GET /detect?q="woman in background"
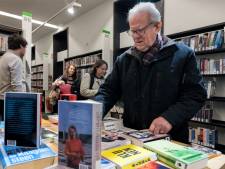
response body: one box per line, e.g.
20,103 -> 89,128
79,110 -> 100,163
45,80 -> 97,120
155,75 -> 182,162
80,59 -> 108,99
48,64 -> 77,113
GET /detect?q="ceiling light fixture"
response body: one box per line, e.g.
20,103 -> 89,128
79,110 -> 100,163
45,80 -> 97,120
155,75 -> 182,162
67,6 -> 75,15
0,10 -> 58,29
32,1 -> 81,34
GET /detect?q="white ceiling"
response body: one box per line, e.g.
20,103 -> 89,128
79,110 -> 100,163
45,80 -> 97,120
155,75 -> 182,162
0,0 -> 107,42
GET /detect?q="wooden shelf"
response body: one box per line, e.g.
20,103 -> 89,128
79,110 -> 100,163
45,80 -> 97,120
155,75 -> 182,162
190,119 -> 225,128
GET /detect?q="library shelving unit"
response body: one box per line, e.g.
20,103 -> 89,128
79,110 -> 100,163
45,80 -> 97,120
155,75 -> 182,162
31,64 -> 43,93
113,0 -> 164,62
167,22 -> 225,153
64,50 -> 102,78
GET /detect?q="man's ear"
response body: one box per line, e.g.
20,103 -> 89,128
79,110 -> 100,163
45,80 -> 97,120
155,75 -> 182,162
155,21 -> 162,33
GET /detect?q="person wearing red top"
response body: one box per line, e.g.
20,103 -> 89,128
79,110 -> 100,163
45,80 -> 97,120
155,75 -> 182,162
64,125 -> 84,169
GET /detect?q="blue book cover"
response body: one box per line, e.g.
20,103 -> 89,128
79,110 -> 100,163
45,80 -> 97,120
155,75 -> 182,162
58,100 -> 102,169
0,144 -> 56,168
4,92 -> 41,148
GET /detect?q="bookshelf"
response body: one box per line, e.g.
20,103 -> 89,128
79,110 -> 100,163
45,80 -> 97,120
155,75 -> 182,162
31,64 -> 43,93
168,22 -> 225,152
64,50 -> 102,78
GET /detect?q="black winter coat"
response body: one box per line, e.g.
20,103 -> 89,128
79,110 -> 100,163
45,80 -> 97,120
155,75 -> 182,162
95,42 -> 207,143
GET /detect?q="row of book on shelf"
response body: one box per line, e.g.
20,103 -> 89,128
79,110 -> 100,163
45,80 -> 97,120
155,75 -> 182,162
0,92 -> 222,169
192,101 -> 213,123
31,73 -> 43,79
31,80 -> 43,87
175,29 -> 224,52
189,127 -> 217,149
65,53 -> 101,68
199,58 -> 225,75
0,35 -> 8,52
31,65 -> 43,73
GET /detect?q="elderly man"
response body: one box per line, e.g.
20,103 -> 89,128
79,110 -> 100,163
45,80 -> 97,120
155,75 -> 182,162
95,2 -> 206,143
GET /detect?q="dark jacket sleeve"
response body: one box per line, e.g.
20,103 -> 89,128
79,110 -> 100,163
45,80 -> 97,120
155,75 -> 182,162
94,57 -> 122,117
161,50 -> 207,128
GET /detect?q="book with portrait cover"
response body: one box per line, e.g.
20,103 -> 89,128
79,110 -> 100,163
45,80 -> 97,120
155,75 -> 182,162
101,144 -> 157,169
4,92 -> 41,148
58,100 -> 102,169
144,140 -> 208,169
0,143 -> 56,169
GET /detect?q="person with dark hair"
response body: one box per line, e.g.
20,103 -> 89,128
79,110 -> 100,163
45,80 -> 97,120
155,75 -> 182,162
80,59 -> 108,99
0,34 -> 27,120
64,125 -> 84,169
95,2 -> 207,143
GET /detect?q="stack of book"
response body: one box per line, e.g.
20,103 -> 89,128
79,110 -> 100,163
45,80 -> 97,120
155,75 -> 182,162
144,140 -> 208,169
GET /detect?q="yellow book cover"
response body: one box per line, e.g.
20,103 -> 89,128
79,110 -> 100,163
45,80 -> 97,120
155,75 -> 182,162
101,144 -> 157,169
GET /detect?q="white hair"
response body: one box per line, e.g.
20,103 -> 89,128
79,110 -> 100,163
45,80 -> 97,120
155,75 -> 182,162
128,2 -> 161,23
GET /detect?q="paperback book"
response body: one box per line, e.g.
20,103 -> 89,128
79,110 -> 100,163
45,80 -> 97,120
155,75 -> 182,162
58,100 -> 102,169
121,129 -> 170,147
4,92 -> 41,148
144,140 -> 208,169
0,143 -> 56,169
101,144 -> 157,169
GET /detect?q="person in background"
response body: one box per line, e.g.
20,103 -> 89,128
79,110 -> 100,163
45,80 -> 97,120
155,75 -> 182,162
48,64 -> 77,113
0,34 -> 27,121
80,59 -> 108,99
64,125 -> 84,169
95,2 -> 207,143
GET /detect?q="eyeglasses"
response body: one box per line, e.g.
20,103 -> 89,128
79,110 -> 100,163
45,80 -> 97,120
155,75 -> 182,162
127,22 -> 155,36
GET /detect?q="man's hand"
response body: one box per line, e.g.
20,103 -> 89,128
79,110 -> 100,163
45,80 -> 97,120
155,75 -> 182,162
149,116 -> 172,135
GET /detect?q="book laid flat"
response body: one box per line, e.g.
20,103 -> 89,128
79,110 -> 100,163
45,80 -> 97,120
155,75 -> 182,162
4,92 -> 41,148
101,144 -> 157,169
144,140 -> 208,169
137,161 -> 170,169
58,100 -> 102,169
121,129 -> 170,147
0,143 -> 56,169
101,130 -> 131,150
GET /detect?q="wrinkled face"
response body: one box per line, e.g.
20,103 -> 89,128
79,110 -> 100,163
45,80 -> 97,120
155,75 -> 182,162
68,65 -> 76,76
96,64 -> 108,78
129,12 -> 162,52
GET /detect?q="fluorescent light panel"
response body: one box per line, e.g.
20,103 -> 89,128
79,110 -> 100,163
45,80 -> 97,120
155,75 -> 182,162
0,10 -> 58,29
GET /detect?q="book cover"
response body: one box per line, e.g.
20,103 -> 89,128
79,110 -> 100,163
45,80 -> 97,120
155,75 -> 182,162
101,130 -> 131,150
144,140 -> 208,169
121,129 -> 170,147
4,92 -> 41,148
101,144 -> 157,169
58,100 -> 102,169
137,161 -> 170,169
0,143 -> 56,169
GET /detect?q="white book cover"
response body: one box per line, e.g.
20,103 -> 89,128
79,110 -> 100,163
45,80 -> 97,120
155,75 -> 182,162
4,92 -> 41,148
58,100 -> 102,169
